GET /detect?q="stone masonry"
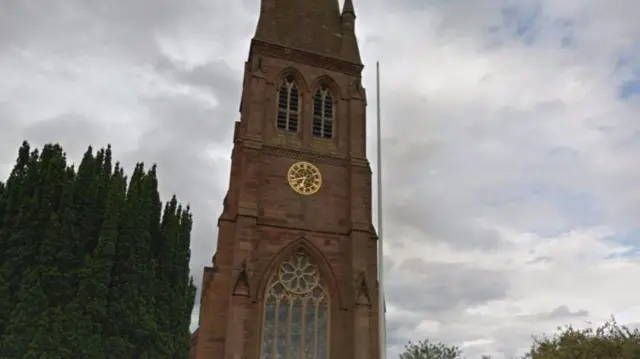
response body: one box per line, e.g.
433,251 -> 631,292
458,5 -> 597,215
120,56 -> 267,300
190,1 -> 380,358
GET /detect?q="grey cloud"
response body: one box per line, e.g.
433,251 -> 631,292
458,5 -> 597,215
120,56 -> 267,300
141,94 -> 233,145
525,256 -> 552,265
623,322 -> 640,331
382,254 -> 396,277
387,258 -> 510,314
190,302 -> 202,332
548,305 -> 589,318
386,201 -> 507,249
156,58 -> 243,104
0,104 -> 23,164
519,305 -> 589,321
21,113 -> 104,156
376,98 -> 510,249
378,74 -> 640,250
0,0 -> 254,62
385,312 -> 424,349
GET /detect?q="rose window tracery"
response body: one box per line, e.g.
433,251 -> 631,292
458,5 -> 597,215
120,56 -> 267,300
278,251 -> 320,294
260,249 -> 329,359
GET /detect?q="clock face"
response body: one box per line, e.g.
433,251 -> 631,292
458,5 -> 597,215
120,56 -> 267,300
287,161 -> 322,195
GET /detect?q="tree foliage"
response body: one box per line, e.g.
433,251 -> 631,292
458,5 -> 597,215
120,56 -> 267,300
525,318 -> 640,359
0,141 -> 196,359
399,339 -> 464,359
399,318 -> 640,359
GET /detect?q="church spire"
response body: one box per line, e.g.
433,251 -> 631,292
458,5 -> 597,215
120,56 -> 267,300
340,0 -> 361,63
342,0 -> 355,16
254,0 -> 361,64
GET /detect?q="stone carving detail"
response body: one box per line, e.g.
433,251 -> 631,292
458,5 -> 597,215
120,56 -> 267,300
232,260 -> 251,297
349,79 -> 365,99
355,271 -> 371,306
253,56 -> 268,75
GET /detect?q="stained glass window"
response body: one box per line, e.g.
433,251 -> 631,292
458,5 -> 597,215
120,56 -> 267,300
260,249 -> 329,359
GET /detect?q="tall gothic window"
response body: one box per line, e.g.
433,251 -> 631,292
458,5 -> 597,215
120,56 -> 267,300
260,249 -> 329,359
312,87 -> 333,139
277,77 -> 300,132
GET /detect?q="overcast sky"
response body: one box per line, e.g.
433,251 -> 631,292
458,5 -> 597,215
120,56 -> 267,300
2,0 -> 640,358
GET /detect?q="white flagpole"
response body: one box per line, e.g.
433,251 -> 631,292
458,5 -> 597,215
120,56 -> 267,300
376,61 -> 387,359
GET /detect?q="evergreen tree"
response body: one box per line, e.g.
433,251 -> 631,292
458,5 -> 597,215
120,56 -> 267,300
104,163 -> 147,358
153,197 -> 179,357
68,164 -> 126,359
175,206 -> 196,359
0,266 -> 51,358
0,144 -> 70,357
0,182 -> 5,218
0,147 -> 42,346
0,142 -> 196,359
0,142 -> 31,342
152,196 -> 196,358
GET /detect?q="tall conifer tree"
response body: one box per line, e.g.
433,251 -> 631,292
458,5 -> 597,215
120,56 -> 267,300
0,142 -> 196,359
0,144 -> 69,357
0,142 -> 31,331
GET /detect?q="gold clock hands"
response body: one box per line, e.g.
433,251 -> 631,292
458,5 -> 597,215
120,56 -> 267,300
294,176 -> 307,189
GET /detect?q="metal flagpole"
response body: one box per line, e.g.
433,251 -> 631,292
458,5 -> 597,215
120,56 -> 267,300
376,61 -> 387,359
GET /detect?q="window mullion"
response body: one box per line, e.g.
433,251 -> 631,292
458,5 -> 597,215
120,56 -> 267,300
319,94 -> 324,135
286,85 -> 291,130
273,299 -> 280,359
313,302 -> 319,359
301,301 -> 307,358
286,299 -> 293,359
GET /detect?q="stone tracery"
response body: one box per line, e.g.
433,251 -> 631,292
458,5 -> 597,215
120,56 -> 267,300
260,249 -> 329,359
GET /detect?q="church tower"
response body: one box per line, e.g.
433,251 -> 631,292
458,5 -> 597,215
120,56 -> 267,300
190,0 -> 380,358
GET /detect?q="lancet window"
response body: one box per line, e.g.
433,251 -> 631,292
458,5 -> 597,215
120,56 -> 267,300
277,77 -> 300,132
312,87 -> 333,139
260,249 -> 329,359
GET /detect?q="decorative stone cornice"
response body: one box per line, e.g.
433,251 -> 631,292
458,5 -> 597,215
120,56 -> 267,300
250,39 -> 364,76
258,143 -> 371,169
261,144 -> 348,166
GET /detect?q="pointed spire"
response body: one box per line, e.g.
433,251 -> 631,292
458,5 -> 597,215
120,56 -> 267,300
342,0 -> 355,17
340,0 -> 361,63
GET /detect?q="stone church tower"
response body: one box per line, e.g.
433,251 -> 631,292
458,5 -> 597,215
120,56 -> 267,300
190,0 -> 380,358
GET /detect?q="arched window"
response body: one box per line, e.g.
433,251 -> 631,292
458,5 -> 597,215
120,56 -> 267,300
312,87 -> 333,139
260,249 -> 329,359
277,77 -> 300,132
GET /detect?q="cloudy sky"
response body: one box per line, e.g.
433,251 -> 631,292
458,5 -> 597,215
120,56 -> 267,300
1,0 -> 640,358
